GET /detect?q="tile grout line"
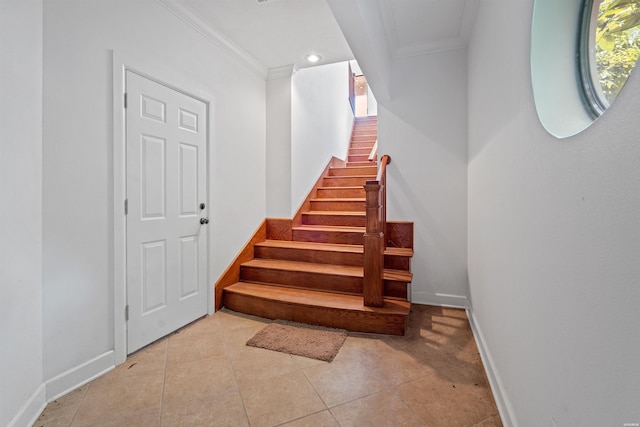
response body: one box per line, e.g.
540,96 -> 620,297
67,381 -> 91,426
157,338 -> 169,427
299,352 -> 393,413
215,312 -> 253,426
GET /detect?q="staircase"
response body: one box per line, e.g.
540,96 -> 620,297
222,116 -> 413,335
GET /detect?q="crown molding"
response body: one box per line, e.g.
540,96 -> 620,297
267,64 -> 299,80
156,0 -> 268,79
378,0 -> 479,59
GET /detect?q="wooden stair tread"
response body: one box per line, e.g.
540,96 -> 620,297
242,257 -> 413,282
310,197 -> 365,202
256,239 -> 364,253
256,239 -> 414,257
226,282 -> 410,314
302,210 -> 364,216
293,224 -> 365,232
243,258 -> 362,276
317,186 -> 364,190
324,175 -> 376,178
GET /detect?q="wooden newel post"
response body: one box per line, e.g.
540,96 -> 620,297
363,181 -> 384,307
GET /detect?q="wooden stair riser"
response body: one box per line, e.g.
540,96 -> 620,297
255,244 -> 363,267
254,243 -> 412,270
317,187 -> 365,198
385,280 -> 409,299
349,148 -> 373,156
240,265 -> 364,294
310,199 -> 365,211
223,290 -> 407,336
352,129 -> 377,135
349,141 -> 376,149
293,227 -> 364,245
322,176 -> 371,187
386,221 -> 414,249
301,212 -> 365,227
348,155 -> 375,163
240,263 -> 409,297
346,161 -> 375,168
329,166 -> 377,176
351,136 -> 377,143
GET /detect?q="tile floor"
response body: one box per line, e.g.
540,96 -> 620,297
36,305 -> 502,427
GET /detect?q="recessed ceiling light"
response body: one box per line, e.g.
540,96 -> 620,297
305,53 -> 321,64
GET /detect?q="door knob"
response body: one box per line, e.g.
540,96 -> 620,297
200,217 -> 209,225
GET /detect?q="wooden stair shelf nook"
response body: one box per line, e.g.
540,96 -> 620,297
216,116 -> 414,336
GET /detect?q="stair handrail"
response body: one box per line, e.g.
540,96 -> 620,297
363,154 -> 391,308
368,140 -> 378,161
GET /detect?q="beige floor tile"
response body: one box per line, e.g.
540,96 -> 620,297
240,370 -> 326,427
290,353 -> 329,370
71,370 -> 164,426
36,306 -> 503,427
215,308 -> 270,333
228,344 -> 300,386
162,355 -> 237,409
35,418 -> 76,427
394,374 -> 499,427
35,387 -> 88,426
359,342 -> 437,387
472,414 -> 504,426
90,407 -> 161,427
107,339 -> 167,379
330,390 -> 427,427
302,357 -> 387,407
279,410 -> 340,427
221,323 -> 268,355
160,389 -> 249,427
166,319 -> 226,366
332,333 -> 393,363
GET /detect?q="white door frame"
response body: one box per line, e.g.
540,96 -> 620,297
112,50 -> 215,365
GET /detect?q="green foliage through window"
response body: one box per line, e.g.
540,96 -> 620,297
593,0 -> 640,105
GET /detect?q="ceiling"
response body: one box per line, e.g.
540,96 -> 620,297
179,0 -> 354,71
159,0 -> 478,78
377,0 -> 478,58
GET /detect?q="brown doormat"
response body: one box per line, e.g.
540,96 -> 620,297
246,320 -> 348,362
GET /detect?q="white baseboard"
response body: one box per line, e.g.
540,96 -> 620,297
45,350 -> 115,402
466,308 -> 516,427
7,383 -> 46,427
411,291 -> 470,308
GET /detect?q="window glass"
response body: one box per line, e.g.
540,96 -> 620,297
581,0 -> 640,115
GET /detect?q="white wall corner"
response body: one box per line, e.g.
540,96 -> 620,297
45,351 -> 115,403
155,0 -> 267,79
267,64 -> 299,80
466,308 -> 517,427
6,384 -> 46,427
326,0 -> 392,101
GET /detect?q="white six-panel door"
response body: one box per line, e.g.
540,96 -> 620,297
126,71 -> 208,353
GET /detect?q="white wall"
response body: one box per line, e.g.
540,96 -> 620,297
291,62 -> 354,214
0,0 -> 45,425
379,49 -> 469,307
43,0 -> 265,391
367,85 -> 378,116
266,74 -> 293,218
467,1 -> 640,425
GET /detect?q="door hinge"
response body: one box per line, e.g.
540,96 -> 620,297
125,305 -> 129,321
124,93 -> 128,109
124,199 -> 128,215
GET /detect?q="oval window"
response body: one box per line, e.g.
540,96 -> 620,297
580,0 -> 640,117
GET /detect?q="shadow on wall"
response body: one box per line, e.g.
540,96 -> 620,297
380,106 -> 470,302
